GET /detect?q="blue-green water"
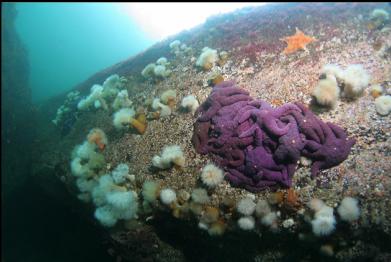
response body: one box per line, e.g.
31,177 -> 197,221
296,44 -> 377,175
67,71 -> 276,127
15,3 -> 155,103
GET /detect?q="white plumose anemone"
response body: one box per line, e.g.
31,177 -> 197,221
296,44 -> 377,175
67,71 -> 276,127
310,200 -> 336,237
160,188 -> 177,205
238,216 -> 255,230
201,163 -> 224,188
237,198 -> 256,216
337,197 -> 360,222
375,95 -> 391,116
181,95 -> 199,114
311,215 -> 336,236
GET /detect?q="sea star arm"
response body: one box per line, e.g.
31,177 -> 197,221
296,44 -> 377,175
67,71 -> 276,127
253,125 -> 264,146
254,180 -> 278,188
198,101 -> 222,122
260,113 -> 291,137
227,149 -> 245,167
238,108 -> 259,124
327,122 -> 347,140
239,124 -> 259,138
226,168 -> 253,186
289,104 -> 325,143
249,99 -> 272,110
256,168 -> 291,187
192,121 -> 211,154
310,161 -> 322,177
305,140 -> 322,152
220,94 -> 252,106
306,149 -> 326,160
272,103 -> 301,117
214,87 -> 249,97
319,120 -> 334,140
214,80 -> 236,89
233,105 -> 257,123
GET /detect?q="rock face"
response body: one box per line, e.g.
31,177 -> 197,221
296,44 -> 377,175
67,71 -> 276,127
29,2 -> 391,262
1,3 -> 35,198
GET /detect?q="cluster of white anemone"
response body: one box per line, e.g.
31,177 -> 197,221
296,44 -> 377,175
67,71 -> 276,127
169,39 -> 192,56
309,197 -> 360,237
77,74 -> 127,111
70,128 -> 138,227
141,57 -> 172,79
312,64 -> 371,108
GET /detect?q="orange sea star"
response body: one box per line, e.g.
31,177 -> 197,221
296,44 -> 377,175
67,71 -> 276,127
280,28 -> 316,54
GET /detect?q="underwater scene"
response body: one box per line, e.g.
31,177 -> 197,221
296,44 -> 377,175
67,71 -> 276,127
2,2 -> 391,262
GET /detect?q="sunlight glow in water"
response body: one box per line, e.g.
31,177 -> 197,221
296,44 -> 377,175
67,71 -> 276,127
118,3 -> 268,40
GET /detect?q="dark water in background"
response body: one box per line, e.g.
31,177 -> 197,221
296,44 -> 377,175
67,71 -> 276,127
1,3 -> 118,261
2,177 -> 116,262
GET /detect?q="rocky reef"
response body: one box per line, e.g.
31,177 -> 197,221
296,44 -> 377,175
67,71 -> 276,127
32,2 -> 391,261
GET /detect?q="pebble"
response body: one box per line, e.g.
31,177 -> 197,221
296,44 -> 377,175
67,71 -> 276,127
320,244 -> 334,257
